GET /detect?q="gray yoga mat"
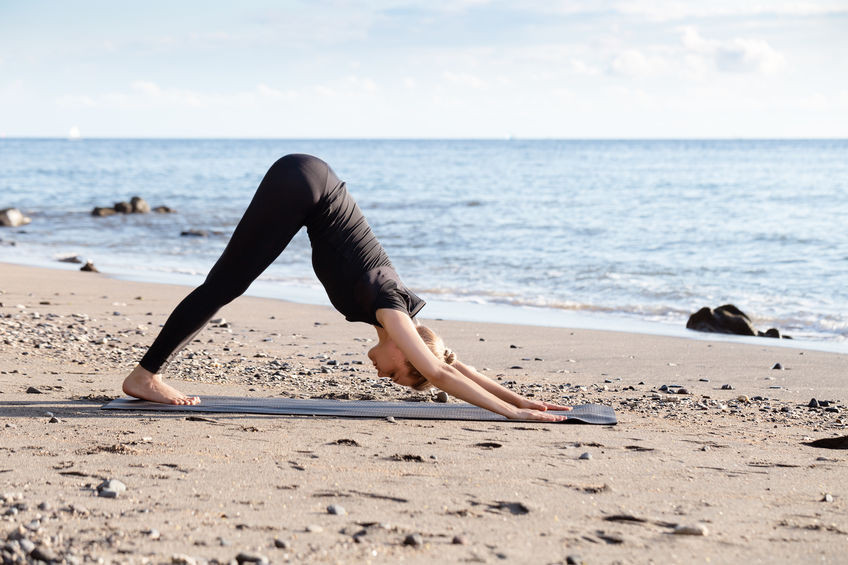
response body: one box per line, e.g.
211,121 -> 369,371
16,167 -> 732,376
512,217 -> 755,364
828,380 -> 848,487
102,396 -> 617,425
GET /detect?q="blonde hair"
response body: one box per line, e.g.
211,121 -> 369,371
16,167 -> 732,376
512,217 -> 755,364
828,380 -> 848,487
406,325 -> 456,391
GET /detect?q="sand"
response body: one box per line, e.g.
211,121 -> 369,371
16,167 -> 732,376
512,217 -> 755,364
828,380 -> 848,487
1,262 -> 846,564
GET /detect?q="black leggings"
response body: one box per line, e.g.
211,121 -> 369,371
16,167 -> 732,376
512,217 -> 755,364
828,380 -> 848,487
139,155 -> 334,373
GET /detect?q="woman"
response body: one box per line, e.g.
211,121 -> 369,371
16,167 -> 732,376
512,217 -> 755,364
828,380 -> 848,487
122,154 -> 570,422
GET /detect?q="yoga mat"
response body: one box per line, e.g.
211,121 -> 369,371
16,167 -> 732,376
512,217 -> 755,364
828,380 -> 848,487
102,396 -> 617,425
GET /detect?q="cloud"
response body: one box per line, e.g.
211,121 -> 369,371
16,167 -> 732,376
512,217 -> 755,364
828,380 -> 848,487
680,27 -> 784,74
615,0 -> 847,21
608,49 -> 657,77
442,71 -> 487,89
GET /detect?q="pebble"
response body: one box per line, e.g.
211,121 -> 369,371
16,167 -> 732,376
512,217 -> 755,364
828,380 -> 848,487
19,538 -> 35,554
677,388 -> 690,395
306,525 -> 323,533
721,384 -> 733,390
673,523 -> 709,536
737,395 -> 750,403
578,452 -> 592,460
699,378 -> 710,382
809,398 -> 820,408
31,547 -> 59,562
772,363 -> 783,370
385,417 -> 397,424
823,494 -> 833,503
25,386 -> 44,394
403,533 -> 424,547
171,555 -> 198,565
97,478 -> 127,498
274,538 -> 291,549
48,416 -> 60,423
701,445 -> 710,452
566,556 -> 584,565
236,553 -> 269,565
327,504 -> 346,515
452,535 -> 467,545
434,391 -> 449,403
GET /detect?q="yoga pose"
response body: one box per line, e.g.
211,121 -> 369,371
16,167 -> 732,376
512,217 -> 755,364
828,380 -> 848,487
122,154 -> 570,421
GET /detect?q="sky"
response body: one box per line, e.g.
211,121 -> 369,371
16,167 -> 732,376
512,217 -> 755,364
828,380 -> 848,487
1,0 -> 847,138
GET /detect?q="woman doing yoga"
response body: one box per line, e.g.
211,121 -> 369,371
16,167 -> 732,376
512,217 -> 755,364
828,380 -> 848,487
122,154 -> 571,422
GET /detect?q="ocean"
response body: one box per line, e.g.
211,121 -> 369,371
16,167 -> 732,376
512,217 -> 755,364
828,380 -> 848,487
1,138 -> 846,350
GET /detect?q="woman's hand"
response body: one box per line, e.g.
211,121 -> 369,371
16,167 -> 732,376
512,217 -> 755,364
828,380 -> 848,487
509,408 -> 568,422
519,400 -> 573,412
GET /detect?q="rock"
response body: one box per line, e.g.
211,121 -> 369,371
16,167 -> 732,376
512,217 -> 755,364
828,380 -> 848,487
0,208 -> 32,227
235,553 -> 269,564
673,523 -> 708,536
97,478 -> 127,498
659,384 -> 669,392
48,416 -> 60,423
737,395 -> 750,403
37,501 -> 51,511
687,304 -> 757,336
772,362 -> 783,370
385,417 -> 397,424
26,386 -> 43,394
130,196 -> 150,213
153,205 -> 176,213
57,254 -> 83,264
181,229 -> 209,237
566,556 -> 584,565
721,384 -> 734,390
30,547 -> 59,562
273,538 -> 291,549
809,398 -> 820,408
761,328 -> 785,338
171,555 -> 198,565
18,538 -> 35,554
434,391 -> 449,403
677,388 -> 690,395
91,207 -> 116,217
114,201 -> 132,213
451,535 -> 467,545
403,533 -> 424,547
578,452 -> 592,460
327,504 -> 346,515
823,494 -> 834,502
80,261 -> 99,273
305,524 -> 323,533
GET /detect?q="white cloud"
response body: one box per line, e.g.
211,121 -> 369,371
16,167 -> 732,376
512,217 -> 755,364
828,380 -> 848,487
608,49 -> 656,77
615,0 -> 847,21
680,27 -> 784,74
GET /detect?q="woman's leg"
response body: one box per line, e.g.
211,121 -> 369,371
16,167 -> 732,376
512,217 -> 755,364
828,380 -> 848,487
123,155 -> 325,403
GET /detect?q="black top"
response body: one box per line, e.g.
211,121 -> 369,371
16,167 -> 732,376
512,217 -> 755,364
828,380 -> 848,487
305,158 -> 425,326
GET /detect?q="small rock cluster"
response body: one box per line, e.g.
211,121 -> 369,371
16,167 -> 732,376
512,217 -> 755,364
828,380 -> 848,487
0,208 -> 31,228
91,196 -> 175,217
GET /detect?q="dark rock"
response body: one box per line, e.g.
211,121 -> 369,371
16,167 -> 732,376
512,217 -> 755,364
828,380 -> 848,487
80,261 -> 99,272
804,435 -> 848,449
57,255 -> 83,264
760,328 -> 782,338
721,384 -> 734,390
825,407 -> 840,413
130,196 -> 150,213
113,201 -> 132,213
809,398 -> 820,408
153,205 -> 176,213
686,304 -> 756,336
181,229 -> 209,237
327,504 -> 346,515
403,533 -> 424,547
452,535 -> 467,545
236,553 -> 269,564
772,363 -> 783,370
30,547 -> 59,562
434,391 -> 449,403
566,556 -> 584,565
91,207 -> 116,217
26,386 -> 43,394
659,385 -> 669,392
273,539 -> 291,549
677,388 -> 690,395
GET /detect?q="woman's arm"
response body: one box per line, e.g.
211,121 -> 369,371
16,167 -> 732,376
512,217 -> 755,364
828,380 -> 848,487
376,309 -> 566,422
453,361 -> 572,412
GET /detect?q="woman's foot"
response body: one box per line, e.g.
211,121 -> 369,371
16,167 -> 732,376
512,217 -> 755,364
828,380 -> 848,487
122,365 -> 200,405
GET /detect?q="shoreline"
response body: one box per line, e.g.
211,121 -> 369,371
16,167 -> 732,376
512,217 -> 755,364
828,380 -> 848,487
3,258 -> 846,355
1,261 -> 846,563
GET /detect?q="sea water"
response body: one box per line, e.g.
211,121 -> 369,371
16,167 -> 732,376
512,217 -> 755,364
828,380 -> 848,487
1,138 -> 846,349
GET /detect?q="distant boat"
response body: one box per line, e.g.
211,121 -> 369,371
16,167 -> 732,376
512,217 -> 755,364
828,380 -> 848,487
68,126 -> 81,140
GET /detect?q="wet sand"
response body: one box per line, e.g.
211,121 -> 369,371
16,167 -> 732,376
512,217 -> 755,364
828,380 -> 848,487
1,262 -> 846,564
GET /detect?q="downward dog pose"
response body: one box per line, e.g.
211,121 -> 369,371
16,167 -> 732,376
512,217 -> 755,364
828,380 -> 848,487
123,154 -> 570,421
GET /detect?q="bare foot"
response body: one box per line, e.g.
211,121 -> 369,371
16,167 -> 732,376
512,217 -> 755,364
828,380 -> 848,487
122,365 -> 200,405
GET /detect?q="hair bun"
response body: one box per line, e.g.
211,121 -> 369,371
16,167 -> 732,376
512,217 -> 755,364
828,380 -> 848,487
443,348 -> 457,364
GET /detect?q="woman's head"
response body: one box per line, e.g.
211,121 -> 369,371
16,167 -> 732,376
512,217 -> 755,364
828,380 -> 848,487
405,326 -> 456,390
366,325 -> 455,390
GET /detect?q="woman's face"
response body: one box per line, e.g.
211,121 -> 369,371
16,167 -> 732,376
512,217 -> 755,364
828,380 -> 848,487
367,340 -> 417,387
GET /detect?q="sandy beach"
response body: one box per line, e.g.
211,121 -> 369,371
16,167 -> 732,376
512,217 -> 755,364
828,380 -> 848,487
1,261 -> 846,564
